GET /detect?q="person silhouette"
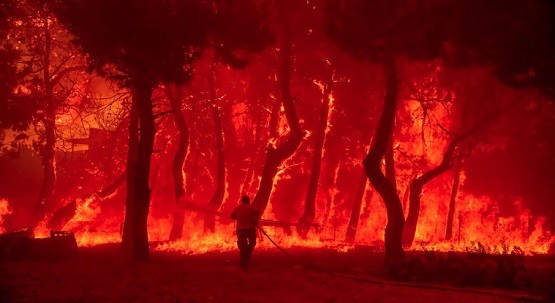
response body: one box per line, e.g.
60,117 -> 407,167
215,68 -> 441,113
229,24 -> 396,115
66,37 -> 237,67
230,195 -> 260,268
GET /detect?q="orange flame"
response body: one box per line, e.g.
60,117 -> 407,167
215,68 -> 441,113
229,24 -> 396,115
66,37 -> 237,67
0,199 -> 12,233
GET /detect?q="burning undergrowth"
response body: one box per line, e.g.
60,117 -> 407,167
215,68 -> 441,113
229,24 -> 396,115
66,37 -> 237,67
2,189 -> 551,257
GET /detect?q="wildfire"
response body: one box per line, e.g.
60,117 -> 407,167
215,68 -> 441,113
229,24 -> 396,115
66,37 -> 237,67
17,188 -> 553,256
12,80 -> 553,257
0,199 -> 12,233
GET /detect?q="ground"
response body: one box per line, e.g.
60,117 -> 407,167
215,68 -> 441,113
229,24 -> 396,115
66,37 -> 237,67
0,244 -> 552,303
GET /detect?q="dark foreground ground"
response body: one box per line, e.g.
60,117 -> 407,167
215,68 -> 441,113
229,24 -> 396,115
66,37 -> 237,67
1,244 -> 553,303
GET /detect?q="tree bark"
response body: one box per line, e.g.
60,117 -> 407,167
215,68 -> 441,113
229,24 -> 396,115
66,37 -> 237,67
445,156 -> 462,240
403,126 -> 474,248
298,68 -> 333,236
31,18 -> 55,229
252,1 -> 303,214
345,170 -> 368,242
205,67 -> 226,232
121,93 -> 139,258
122,80 -> 154,262
362,51 -> 404,276
268,94 -> 282,140
167,84 -> 189,241
384,135 -> 397,191
32,94 -> 56,228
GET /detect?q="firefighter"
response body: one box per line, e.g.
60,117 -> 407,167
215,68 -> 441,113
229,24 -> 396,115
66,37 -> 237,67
230,195 -> 260,268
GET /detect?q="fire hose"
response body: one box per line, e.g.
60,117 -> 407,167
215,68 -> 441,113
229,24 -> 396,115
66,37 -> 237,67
255,225 -> 543,302
182,203 -> 543,302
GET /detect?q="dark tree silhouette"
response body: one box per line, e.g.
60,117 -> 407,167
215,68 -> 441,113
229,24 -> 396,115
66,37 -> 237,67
166,84 -> 189,241
54,0 -> 210,262
204,64 -> 225,233
170,0 -> 273,237
252,0 -> 303,214
0,1 -> 25,135
402,133 -> 467,248
298,67 -> 334,236
345,170 -> 368,242
326,0 -> 555,275
445,156 -> 463,240
325,0 -> 417,275
1,1 -> 87,229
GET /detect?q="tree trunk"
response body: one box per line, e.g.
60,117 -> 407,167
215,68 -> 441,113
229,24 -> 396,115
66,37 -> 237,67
320,134 -> 342,228
121,93 -> 139,258
401,173 -> 415,213
32,99 -> 56,228
205,67 -> 226,232
187,130 -> 202,195
167,84 -> 189,241
362,51 -> 404,276
240,108 -> 263,195
268,94 -> 282,140
345,170 -> 368,242
385,135 -> 397,191
31,19 -> 55,229
445,156 -> 462,240
122,81 -> 154,263
252,1 -> 303,214
298,68 -> 333,236
403,134 -> 467,248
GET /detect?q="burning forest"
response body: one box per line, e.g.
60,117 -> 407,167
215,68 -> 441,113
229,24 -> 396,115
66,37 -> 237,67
1,0 -> 555,302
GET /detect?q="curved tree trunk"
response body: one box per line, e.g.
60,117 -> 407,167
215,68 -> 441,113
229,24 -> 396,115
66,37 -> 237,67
445,156 -> 463,240
401,173 -> 416,213
385,135 -> 397,191
122,80 -> 154,262
298,68 -> 333,236
205,67 -> 226,232
402,134 -> 468,248
268,93 -> 282,140
252,1 -> 303,214
345,170 -> 368,242
167,84 -> 190,241
362,51 -> 404,276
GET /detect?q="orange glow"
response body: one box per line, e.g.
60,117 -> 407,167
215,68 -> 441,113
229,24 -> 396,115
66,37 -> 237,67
12,66 -> 552,258
22,93 -> 553,258
25,188 -> 553,255
0,199 -> 12,233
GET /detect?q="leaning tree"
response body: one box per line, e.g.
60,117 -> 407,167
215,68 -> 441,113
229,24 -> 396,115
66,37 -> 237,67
326,0 -> 555,275
325,0 -> 442,275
